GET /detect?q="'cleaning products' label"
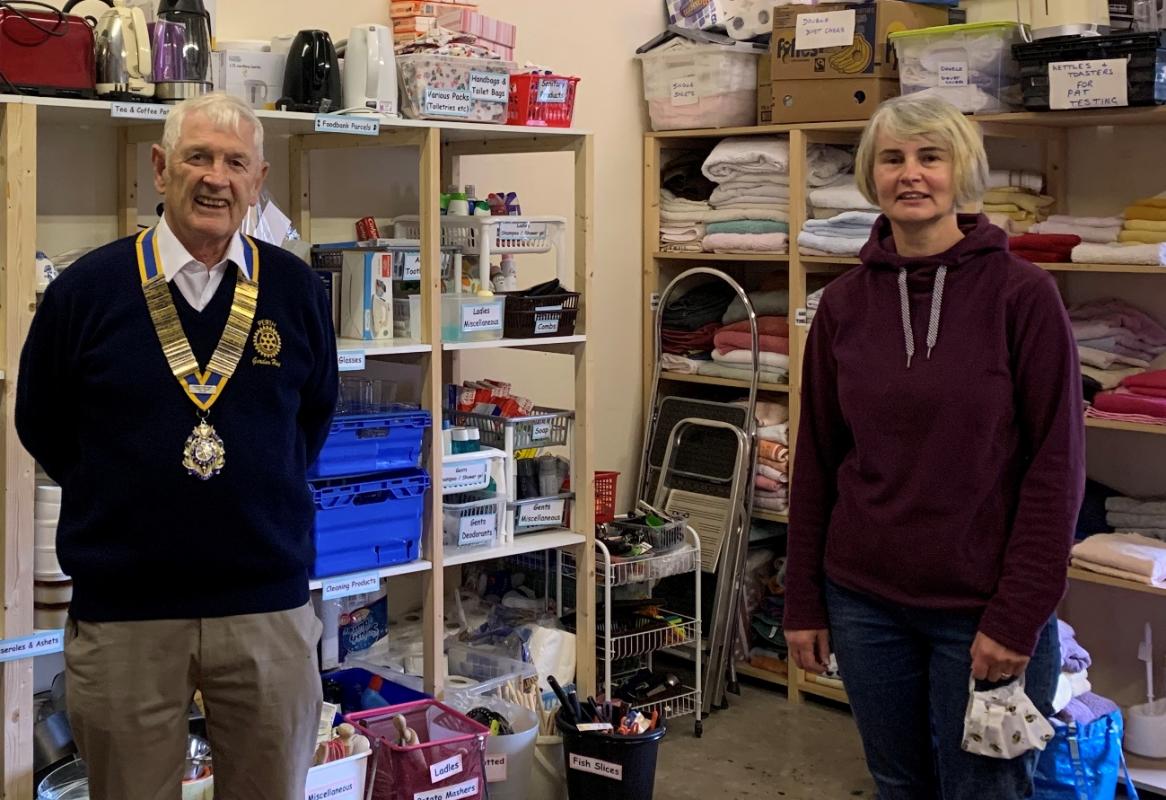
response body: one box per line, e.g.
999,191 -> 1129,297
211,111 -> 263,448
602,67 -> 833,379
321,570 -> 381,601
1048,59 -> 1128,110
517,499 -> 564,528
461,303 -> 503,333
429,755 -> 463,784
413,778 -> 479,800
469,70 -> 509,103
485,754 -> 507,783
537,78 -> 570,104
569,753 -> 623,781
458,513 -> 495,546
338,593 -> 389,662
424,88 -> 472,117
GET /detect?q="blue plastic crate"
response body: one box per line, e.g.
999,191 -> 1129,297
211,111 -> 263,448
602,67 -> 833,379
310,469 -> 430,578
309,405 -> 431,479
321,667 -> 430,719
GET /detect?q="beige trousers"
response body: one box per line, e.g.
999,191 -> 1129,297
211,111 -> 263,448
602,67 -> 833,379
65,602 -> 323,800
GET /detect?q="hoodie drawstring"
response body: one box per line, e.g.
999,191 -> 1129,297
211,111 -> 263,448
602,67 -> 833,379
897,265 -> 948,368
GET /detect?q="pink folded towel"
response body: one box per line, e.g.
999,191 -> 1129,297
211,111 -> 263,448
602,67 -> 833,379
714,331 -> 790,355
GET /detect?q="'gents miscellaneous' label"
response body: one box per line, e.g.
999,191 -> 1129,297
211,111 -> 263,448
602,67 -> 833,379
423,88 -> 472,117
938,62 -> 968,87
313,114 -> 381,136
795,10 -> 856,51
670,76 -> 699,106
461,303 -> 503,333
469,70 -> 509,103
413,778 -> 479,800
569,754 -> 623,781
518,499 -> 565,527
1048,59 -> 1129,110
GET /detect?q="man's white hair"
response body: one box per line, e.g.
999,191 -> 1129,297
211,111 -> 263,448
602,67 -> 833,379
160,91 -> 265,160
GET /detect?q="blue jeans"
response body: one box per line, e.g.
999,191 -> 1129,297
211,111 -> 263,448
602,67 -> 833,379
825,580 -> 1060,800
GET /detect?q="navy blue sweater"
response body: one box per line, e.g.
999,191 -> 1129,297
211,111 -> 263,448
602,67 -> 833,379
16,235 -> 338,621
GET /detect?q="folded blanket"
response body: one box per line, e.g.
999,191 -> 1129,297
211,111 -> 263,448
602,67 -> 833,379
758,439 -> 788,464
1071,242 -> 1164,266
1058,620 -> 1091,674
1093,387 -> 1166,418
1122,219 -> 1166,232
747,399 -> 789,427
712,348 -> 790,370
983,188 -> 1055,218
710,182 -> 791,206
986,169 -> 1043,193
1080,364 -> 1145,390
1107,511 -> 1166,529
702,137 -> 790,181
1124,205 -> 1166,222
714,330 -> 790,355
758,422 -> 789,445
1108,496 -> 1166,515
660,353 -> 703,374
723,290 -> 789,324
808,179 -> 879,212
1119,229 -> 1166,244
720,316 -> 790,337
1071,532 -> 1166,586
1027,222 -> 1118,243
1071,299 -> 1166,347
1047,214 -> 1125,228
659,242 -> 704,252
695,361 -> 788,385
797,230 -> 866,256
1078,345 -> 1150,370
702,232 -> 788,253
1056,692 -> 1120,727
705,220 -> 789,235
662,206 -> 790,224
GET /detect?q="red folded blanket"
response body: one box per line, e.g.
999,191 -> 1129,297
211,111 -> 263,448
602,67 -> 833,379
1009,233 -> 1082,251
1092,388 -> 1166,418
719,316 -> 790,337
1124,369 -> 1166,392
713,330 -> 790,355
1012,249 -> 1073,264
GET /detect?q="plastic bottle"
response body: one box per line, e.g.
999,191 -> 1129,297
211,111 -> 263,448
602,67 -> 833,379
465,427 -> 480,453
360,675 -> 390,710
451,427 -> 471,454
499,254 -> 518,292
442,419 -> 453,456
447,190 -> 470,216
465,184 -> 478,215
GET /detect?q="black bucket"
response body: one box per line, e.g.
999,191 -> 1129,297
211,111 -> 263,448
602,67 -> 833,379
556,712 -> 667,800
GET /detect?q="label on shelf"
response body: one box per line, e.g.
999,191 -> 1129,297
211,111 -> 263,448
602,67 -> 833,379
337,350 -> 366,372
670,76 -> 699,106
460,303 -> 503,333
537,78 -> 570,104
496,220 -> 547,240
458,513 -> 496,546
650,292 -> 660,312
531,422 -> 552,441
576,722 -> 614,732
795,9 -> 855,51
794,308 -> 815,327
110,102 -> 170,120
320,570 -> 381,601
469,70 -> 509,104
485,754 -> 508,783
518,498 -> 565,528
938,62 -> 968,87
569,754 -> 623,781
400,251 -> 422,280
534,317 -> 560,335
1048,59 -> 1128,110
313,114 -> 381,136
0,630 -> 64,662
443,461 -> 490,491
413,778 -> 478,800
423,88 -> 472,117
429,754 -> 463,784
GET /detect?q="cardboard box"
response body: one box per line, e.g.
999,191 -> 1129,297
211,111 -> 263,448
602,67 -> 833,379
393,15 -> 437,35
769,1 -> 948,81
211,50 -> 286,109
391,1 -> 474,19
760,71 -> 898,124
436,8 -> 516,47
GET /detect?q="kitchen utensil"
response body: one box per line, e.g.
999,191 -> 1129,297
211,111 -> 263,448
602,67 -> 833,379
276,29 -> 341,113
152,0 -> 212,101
36,757 -> 87,800
342,23 -> 397,115
93,0 -> 153,99
183,734 -> 212,781
33,709 -> 75,784
0,1 -> 96,98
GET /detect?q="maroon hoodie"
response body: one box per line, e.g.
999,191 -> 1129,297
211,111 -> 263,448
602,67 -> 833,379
784,214 -> 1085,656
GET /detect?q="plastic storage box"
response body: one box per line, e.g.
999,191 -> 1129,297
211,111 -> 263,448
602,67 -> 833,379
310,469 -> 430,578
449,407 -> 573,451
890,22 -> 1028,114
442,491 -> 503,552
1013,30 -> 1166,111
498,290 -> 579,338
637,41 -> 759,131
309,404 -> 431,479
508,73 -> 580,127
305,752 -> 370,800
443,293 -> 506,343
442,448 -> 504,494
347,700 -> 491,800
510,493 -> 573,534
398,53 -> 516,123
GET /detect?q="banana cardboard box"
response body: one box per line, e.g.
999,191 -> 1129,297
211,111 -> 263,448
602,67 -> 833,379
768,1 -> 949,81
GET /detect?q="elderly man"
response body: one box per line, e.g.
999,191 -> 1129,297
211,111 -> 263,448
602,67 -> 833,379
16,92 -> 337,799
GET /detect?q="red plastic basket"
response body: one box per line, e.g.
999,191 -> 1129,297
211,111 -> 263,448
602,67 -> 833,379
507,74 -> 580,128
595,471 -> 620,525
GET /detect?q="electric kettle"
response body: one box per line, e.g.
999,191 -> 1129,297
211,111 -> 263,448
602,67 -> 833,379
153,0 -> 212,101
342,24 -> 397,115
93,0 -> 153,99
276,29 -> 342,113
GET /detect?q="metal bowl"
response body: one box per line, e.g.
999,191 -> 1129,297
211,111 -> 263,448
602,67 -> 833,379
183,735 -> 212,782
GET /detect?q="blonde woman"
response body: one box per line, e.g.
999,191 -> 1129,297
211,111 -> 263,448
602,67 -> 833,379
784,95 -> 1084,799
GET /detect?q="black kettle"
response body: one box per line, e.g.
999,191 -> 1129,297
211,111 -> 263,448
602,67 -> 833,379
276,29 -> 342,113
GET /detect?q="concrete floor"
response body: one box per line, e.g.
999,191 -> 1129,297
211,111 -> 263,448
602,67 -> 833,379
654,683 -> 876,800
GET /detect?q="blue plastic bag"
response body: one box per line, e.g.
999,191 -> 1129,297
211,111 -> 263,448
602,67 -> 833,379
1034,710 -> 1138,800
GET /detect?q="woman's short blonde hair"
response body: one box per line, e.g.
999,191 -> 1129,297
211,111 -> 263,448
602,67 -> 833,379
854,94 -> 989,208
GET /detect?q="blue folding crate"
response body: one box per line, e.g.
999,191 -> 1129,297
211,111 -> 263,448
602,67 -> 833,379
310,469 -> 430,578
309,404 -> 431,479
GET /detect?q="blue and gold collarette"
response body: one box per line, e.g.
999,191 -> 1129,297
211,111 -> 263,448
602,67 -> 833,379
136,226 -> 261,413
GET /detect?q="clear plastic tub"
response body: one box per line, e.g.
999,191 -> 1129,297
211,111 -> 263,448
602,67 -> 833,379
443,293 -> 505,342
637,42 -> 759,131
398,53 -> 516,123
442,491 -> 502,551
510,493 -> 573,534
890,22 -> 1028,114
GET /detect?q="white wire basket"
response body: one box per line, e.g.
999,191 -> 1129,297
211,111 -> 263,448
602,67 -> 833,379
562,542 -> 700,588
630,687 -> 700,720
602,612 -> 699,661
392,215 -> 565,255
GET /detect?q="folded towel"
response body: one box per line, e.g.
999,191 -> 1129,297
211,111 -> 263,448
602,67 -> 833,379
1056,693 -> 1120,727
711,348 -> 790,370
983,188 -> 1055,218
755,463 -> 786,484
662,151 -> 717,202
1133,196 -> 1166,209
1028,222 -> 1119,243
720,316 -> 790,337
758,423 -> 789,445
706,220 -> 789,235
797,230 -> 866,256
755,473 -> 783,493
661,206 -> 790,224
702,232 -> 788,253
1046,214 -> 1126,228
659,242 -> 704,253
659,354 -> 704,374
806,145 -> 855,187
1125,369 -> 1166,394
812,207 -> 848,220
1107,512 -> 1166,529
986,169 -> 1044,193
1123,205 -> 1166,222
1013,249 -> 1072,264
1080,364 -> 1145,390
1107,496 -> 1166,516
702,137 -> 790,180
1078,345 -> 1150,370
714,330 -> 790,355
808,179 -> 879,212
1122,219 -> 1166,232
695,361 -> 788,384
723,290 -> 789,324
758,439 -> 788,464
743,399 -> 789,427
1119,229 -> 1166,244
661,189 -> 710,210
1071,532 -> 1166,586
1058,620 -> 1091,674
1008,233 -> 1082,251
710,182 -> 791,206
804,210 -> 881,230
1093,387 -> 1166,418
1071,242 -> 1164,265
1070,299 -> 1166,348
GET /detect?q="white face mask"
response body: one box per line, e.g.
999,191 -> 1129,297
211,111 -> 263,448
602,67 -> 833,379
961,673 -> 1055,759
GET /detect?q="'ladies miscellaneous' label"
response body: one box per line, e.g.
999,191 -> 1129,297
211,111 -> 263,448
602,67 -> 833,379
461,303 -> 503,333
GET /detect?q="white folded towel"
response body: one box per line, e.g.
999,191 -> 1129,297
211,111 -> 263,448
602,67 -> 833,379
1046,214 -> 1125,228
797,230 -> 866,256
804,211 -> 880,230
710,182 -> 791,206
702,137 -> 790,180
1029,221 -> 1120,243
808,178 -> 879,212
1071,242 -> 1165,266
711,348 -> 791,370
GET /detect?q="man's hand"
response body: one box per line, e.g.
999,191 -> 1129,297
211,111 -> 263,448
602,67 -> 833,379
786,629 -> 831,674
971,632 -> 1029,683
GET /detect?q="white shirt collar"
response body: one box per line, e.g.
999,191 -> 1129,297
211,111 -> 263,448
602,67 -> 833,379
155,214 -> 249,281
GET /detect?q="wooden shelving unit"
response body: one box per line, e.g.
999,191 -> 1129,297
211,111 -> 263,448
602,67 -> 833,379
0,96 -> 596,794
643,105 -> 1166,721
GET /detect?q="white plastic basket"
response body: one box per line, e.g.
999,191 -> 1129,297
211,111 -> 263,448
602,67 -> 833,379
304,751 -> 370,800
443,491 -> 503,550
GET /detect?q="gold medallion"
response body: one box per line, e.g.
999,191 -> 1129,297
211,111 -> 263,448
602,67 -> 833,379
254,319 -> 282,358
183,419 -> 226,480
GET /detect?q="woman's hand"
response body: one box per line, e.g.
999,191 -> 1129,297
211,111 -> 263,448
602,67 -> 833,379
971,632 -> 1030,683
786,629 -> 831,674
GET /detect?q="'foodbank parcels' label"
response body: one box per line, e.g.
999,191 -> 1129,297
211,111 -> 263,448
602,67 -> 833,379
517,498 -> 565,528
423,88 -> 471,117
461,302 -> 503,333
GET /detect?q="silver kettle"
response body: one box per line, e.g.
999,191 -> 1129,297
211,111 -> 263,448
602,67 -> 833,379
94,0 -> 154,100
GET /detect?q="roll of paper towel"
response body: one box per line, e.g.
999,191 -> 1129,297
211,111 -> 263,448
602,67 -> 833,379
725,0 -> 815,40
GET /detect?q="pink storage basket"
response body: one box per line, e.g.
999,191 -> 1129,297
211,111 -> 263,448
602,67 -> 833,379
347,699 -> 490,800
